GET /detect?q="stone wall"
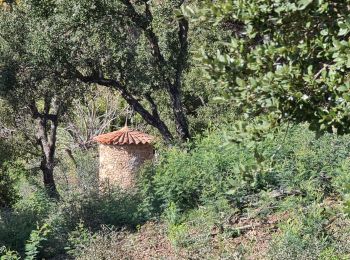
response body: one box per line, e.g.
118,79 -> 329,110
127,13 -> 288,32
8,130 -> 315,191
98,144 -> 154,189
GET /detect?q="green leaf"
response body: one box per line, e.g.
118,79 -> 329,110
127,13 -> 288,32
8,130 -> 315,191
298,0 -> 313,10
337,85 -> 348,92
338,28 -> 349,36
320,29 -> 328,36
236,77 -> 245,87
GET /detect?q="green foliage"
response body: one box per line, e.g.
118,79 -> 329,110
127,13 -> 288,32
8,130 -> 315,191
55,148 -> 99,194
0,1 -> 78,106
61,189 -> 145,230
74,150 -> 99,192
0,132 -> 27,208
0,138 -> 12,165
164,199 -> 239,256
147,124 -> 350,258
0,0 -> 200,142
188,0 -> 350,135
0,246 -> 20,260
2,123 -> 349,259
270,206 -> 328,259
268,204 -> 350,259
24,223 -> 51,260
0,162 -> 21,208
65,220 -> 94,258
163,202 -> 188,247
263,126 -> 350,195
3,0 -> 350,258
141,124 -> 350,214
140,130 -> 269,212
0,191 -> 55,254
333,160 -> 350,197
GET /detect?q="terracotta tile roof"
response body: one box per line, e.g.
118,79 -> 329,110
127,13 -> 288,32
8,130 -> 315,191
93,126 -> 154,145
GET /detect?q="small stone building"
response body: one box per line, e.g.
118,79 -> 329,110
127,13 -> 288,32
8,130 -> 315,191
93,126 -> 154,189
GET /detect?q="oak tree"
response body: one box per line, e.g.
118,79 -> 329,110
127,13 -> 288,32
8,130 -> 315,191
189,0 -> 350,135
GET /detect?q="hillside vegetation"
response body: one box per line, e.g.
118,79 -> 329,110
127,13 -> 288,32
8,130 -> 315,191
1,0 -> 350,259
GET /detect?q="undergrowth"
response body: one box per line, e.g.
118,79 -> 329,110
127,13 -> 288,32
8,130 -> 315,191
1,124 -> 350,259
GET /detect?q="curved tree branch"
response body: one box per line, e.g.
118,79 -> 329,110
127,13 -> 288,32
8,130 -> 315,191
75,70 -> 174,142
120,0 -> 191,140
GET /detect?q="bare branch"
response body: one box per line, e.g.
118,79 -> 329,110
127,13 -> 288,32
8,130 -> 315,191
75,69 -> 174,142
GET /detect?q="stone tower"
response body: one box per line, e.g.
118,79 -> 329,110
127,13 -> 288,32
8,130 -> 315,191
93,126 -> 154,189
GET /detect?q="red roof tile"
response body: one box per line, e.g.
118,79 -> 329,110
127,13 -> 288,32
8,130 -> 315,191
93,126 -> 154,145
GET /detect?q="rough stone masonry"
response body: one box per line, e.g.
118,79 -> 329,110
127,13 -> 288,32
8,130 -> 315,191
93,126 -> 154,189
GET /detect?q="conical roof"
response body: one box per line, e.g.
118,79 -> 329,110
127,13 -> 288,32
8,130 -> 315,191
93,126 -> 154,145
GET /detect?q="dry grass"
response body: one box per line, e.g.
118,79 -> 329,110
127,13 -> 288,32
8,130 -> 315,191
77,223 -> 186,260
77,212 -> 288,260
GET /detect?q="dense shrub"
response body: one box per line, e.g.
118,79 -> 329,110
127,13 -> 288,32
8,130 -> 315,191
137,125 -> 350,258
2,124 -> 350,259
0,187 -> 145,258
140,124 -> 350,213
139,130 -> 270,212
268,204 -> 350,260
0,191 -> 55,254
0,163 -> 20,208
262,126 -> 350,197
55,149 -> 99,194
65,220 -> 94,258
60,189 -> 146,230
0,140 -> 21,208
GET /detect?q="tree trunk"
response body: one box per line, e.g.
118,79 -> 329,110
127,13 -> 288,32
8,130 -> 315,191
169,84 -> 190,140
142,11 -> 191,141
40,157 -> 59,199
30,97 -> 60,199
171,16 -> 190,140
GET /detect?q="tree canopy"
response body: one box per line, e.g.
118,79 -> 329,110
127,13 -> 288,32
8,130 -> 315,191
188,0 -> 350,135
1,0 -> 196,143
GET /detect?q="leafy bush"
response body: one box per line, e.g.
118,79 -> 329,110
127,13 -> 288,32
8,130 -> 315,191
0,223 -> 52,260
25,223 -> 51,260
0,163 -> 20,208
0,140 -> 23,208
268,204 -> 350,260
55,149 -> 99,195
139,130 -> 270,212
0,246 -> 20,260
2,123 -> 350,259
140,124 -> 350,214
263,126 -> 350,196
65,220 -> 95,258
60,188 -> 145,230
0,191 -> 55,255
